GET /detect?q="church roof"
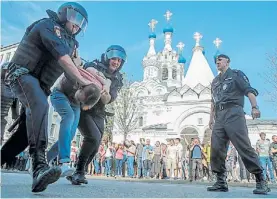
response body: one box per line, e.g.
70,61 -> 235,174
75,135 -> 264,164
142,123 -> 168,130
246,119 -> 277,126
183,46 -> 215,88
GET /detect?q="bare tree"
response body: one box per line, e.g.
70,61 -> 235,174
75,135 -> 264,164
113,75 -> 140,141
102,103 -> 115,142
264,48 -> 277,108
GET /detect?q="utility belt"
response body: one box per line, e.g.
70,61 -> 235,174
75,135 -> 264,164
215,102 -> 241,111
7,64 -> 51,96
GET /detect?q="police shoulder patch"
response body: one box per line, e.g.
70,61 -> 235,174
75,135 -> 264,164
54,26 -> 61,38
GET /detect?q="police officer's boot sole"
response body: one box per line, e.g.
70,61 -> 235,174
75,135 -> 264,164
66,175 -> 88,185
253,187 -> 270,195
32,166 -> 61,192
207,186 -> 228,192
253,190 -> 268,195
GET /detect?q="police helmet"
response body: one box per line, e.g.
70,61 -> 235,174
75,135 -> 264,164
104,45 -> 127,67
57,2 -> 88,34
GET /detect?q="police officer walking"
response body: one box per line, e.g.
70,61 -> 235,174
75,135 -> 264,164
1,2 -> 90,193
207,54 -> 270,194
1,62 -> 20,145
66,45 -> 126,185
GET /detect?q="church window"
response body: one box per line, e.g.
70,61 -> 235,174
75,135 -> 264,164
172,68 -> 177,80
139,116 -> 143,127
198,118 -> 203,125
162,68 -> 168,80
137,91 -> 144,97
149,68 -> 153,77
156,89 -> 162,94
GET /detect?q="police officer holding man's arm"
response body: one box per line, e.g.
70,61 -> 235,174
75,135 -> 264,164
0,2 -> 90,193
207,54 -> 270,195
66,45 -> 126,185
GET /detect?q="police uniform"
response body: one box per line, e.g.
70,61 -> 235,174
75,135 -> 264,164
0,9 -> 78,192
67,56 -> 123,184
1,63 -> 20,144
208,63 -> 269,194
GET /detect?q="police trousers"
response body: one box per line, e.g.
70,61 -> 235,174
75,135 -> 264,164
78,110 -> 105,166
1,82 -> 15,143
1,74 -> 49,164
211,106 -> 262,175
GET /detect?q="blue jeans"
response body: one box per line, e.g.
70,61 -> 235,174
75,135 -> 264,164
127,156 -> 135,177
259,156 -> 275,181
49,88 -> 80,163
116,159 -> 123,176
137,157 -> 143,178
105,158 -> 112,176
94,160 -> 100,174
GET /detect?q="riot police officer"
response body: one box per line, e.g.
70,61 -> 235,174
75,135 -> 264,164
1,2 -> 90,193
1,62 -> 20,145
67,45 -> 126,185
207,54 -> 269,194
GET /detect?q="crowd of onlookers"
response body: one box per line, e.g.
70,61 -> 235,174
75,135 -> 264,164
2,133 -> 277,184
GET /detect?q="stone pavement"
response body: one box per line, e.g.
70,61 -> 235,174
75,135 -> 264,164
1,172 -> 277,198
86,174 -> 276,189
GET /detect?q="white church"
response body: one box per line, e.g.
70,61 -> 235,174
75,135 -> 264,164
112,11 -> 277,146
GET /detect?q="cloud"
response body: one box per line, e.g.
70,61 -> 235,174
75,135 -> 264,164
126,33 -> 164,53
1,2 -> 60,46
1,19 -> 25,45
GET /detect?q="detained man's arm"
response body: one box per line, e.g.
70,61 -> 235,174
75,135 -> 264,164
58,55 -> 91,86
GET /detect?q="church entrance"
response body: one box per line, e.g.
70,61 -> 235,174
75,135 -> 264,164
180,127 -> 199,150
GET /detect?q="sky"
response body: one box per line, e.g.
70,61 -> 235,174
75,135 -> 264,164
1,1 -> 277,119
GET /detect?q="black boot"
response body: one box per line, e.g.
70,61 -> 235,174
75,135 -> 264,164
31,149 -> 61,192
66,155 -> 88,185
207,173 -> 228,192
253,173 -> 270,195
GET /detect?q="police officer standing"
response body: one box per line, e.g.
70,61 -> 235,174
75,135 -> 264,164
1,2 -> 90,193
207,54 -> 270,195
1,62 -> 20,145
66,45 -> 126,185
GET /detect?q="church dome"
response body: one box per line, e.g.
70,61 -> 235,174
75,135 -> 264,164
178,55 -> 186,64
148,33 -> 156,39
163,24 -> 174,33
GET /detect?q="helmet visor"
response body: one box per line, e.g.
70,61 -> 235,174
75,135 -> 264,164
66,8 -> 88,32
106,49 -> 127,62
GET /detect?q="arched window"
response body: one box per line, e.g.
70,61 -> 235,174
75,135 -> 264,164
156,89 -> 162,95
172,67 -> 177,80
139,116 -> 143,127
137,91 -> 144,97
162,68 -> 168,80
